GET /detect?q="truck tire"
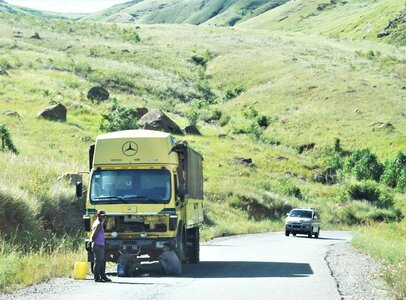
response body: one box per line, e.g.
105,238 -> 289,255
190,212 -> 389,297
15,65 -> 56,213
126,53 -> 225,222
308,228 -> 313,238
187,227 -> 200,264
285,231 -> 289,236
176,225 -> 186,263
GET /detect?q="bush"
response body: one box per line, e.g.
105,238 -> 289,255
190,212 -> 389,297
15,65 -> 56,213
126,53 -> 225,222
120,28 -> 141,43
335,201 -> 402,225
344,148 -> 383,181
275,177 -> 302,198
381,151 -> 406,192
99,99 -> 139,132
347,180 -> 394,209
0,124 -> 18,155
224,86 -> 245,100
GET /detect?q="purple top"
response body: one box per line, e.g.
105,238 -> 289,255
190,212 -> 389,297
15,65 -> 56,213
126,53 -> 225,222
92,219 -> 105,245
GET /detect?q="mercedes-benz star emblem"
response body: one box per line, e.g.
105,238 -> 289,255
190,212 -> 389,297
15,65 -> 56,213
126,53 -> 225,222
122,141 -> 138,156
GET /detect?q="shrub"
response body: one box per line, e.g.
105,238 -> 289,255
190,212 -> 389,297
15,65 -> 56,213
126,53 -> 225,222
275,177 -> 302,198
99,99 -> 139,132
243,106 -> 258,119
344,148 -> 383,181
347,180 -> 394,209
219,114 -> 230,127
0,124 -> 18,155
186,109 -> 199,126
224,86 -> 245,100
120,28 -> 141,43
335,201 -> 402,225
381,151 -> 406,192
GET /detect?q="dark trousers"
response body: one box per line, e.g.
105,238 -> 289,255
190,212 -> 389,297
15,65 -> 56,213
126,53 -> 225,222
93,244 -> 106,280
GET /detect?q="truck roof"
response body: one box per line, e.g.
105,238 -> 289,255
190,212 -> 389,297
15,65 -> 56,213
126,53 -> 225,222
97,130 -> 171,140
93,130 -> 177,166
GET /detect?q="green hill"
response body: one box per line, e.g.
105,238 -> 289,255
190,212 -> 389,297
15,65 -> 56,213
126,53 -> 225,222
82,0 -> 290,26
240,0 -> 406,46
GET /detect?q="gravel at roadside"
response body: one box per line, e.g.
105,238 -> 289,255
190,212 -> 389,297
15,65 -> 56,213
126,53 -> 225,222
326,242 -> 392,300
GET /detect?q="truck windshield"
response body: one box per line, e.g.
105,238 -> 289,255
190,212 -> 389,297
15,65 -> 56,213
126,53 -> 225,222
90,169 -> 171,204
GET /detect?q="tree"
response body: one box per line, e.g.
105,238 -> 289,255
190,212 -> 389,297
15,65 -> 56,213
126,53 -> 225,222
0,123 -> 18,154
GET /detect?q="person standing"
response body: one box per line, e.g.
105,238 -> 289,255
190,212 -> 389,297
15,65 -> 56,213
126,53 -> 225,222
90,210 -> 112,282
159,243 -> 181,275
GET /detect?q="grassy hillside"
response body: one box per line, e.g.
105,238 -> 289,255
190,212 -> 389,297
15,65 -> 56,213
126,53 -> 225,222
240,0 -> 406,46
83,0 -> 290,26
0,3 -> 405,297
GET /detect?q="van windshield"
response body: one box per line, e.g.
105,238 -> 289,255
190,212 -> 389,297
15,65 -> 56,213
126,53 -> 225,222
90,169 -> 171,204
289,210 -> 313,218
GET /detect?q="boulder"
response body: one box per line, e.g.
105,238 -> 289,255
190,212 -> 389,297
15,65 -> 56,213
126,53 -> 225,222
232,157 -> 253,166
297,143 -> 315,154
37,103 -> 67,122
139,109 -> 183,135
30,32 -> 41,39
3,110 -> 21,118
57,173 -> 82,185
377,31 -> 390,38
0,70 -> 9,76
136,107 -> 148,119
184,125 -> 201,135
87,86 -> 109,103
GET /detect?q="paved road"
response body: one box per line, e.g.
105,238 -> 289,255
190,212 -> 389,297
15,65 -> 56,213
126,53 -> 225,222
3,231 -> 352,300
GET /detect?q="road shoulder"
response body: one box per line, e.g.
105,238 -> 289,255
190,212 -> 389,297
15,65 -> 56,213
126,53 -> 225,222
325,242 -> 392,300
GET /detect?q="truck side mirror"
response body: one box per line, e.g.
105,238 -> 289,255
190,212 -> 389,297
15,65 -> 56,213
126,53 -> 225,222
76,181 -> 83,198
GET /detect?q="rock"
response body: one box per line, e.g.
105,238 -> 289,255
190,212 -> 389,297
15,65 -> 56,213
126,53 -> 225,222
139,109 -> 183,135
184,125 -> 201,135
30,32 -> 41,39
87,86 -> 109,103
369,121 -> 395,131
3,110 -> 21,118
136,107 -> 148,119
80,136 -> 93,143
218,134 -> 227,138
37,103 -> 67,122
122,49 -> 130,53
232,157 -> 253,166
377,31 -> 390,38
57,173 -> 82,185
275,156 -> 288,161
297,143 -> 315,154
354,108 -> 360,113
0,70 -> 9,76
378,122 -> 394,130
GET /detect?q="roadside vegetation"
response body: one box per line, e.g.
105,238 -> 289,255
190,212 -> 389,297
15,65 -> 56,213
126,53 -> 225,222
0,0 -> 405,297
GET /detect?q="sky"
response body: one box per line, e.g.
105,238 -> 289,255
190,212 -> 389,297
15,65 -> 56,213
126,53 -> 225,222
6,0 -> 130,13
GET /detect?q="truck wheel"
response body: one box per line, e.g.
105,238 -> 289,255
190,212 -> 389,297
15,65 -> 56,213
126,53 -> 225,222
176,225 -> 186,263
187,227 -> 200,264
285,231 -> 290,236
308,228 -> 313,238
315,228 -> 320,238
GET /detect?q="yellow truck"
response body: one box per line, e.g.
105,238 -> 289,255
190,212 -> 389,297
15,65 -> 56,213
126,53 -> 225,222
76,130 -> 204,270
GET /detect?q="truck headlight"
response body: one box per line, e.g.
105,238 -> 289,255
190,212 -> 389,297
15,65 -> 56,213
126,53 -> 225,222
140,231 -> 147,238
111,231 -> 118,238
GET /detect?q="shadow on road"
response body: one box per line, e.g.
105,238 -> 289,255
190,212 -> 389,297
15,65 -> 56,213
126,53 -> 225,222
139,261 -> 313,278
292,236 -> 347,241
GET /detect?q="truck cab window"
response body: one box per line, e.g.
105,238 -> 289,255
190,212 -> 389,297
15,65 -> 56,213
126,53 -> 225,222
90,169 -> 171,204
